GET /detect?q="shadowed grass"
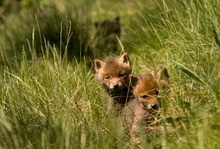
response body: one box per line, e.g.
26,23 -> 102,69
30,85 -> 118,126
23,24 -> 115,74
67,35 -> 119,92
0,1 -> 93,66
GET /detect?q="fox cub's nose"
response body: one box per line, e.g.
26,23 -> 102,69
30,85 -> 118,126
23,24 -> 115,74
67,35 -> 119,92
151,104 -> 157,110
113,84 -> 119,88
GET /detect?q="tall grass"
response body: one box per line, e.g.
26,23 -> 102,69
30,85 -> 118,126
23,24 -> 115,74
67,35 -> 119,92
0,44 -> 104,148
0,0 -> 220,148
0,0 -> 93,67
126,0 -> 220,148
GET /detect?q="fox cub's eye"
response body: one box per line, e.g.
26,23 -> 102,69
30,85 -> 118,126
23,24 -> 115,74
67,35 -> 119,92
104,75 -> 110,80
119,73 -> 126,77
141,95 -> 148,99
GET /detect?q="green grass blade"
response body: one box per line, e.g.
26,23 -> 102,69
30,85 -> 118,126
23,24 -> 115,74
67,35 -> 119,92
169,60 -> 205,86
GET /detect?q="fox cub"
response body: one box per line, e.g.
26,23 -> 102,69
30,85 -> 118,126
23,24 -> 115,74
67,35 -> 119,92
94,16 -> 121,38
94,16 -> 121,58
94,53 -> 139,113
123,68 -> 170,136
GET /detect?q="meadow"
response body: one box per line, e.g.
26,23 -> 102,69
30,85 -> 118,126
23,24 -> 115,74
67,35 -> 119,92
0,0 -> 220,148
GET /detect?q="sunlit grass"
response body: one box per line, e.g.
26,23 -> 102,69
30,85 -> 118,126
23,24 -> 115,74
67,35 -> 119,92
0,0 -> 220,148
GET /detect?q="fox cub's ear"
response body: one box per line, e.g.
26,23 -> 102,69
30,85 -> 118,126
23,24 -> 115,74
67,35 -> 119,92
130,75 -> 141,88
114,16 -> 120,22
94,22 -> 99,28
119,53 -> 131,67
155,66 -> 170,88
156,66 -> 169,80
94,59 -> 105,73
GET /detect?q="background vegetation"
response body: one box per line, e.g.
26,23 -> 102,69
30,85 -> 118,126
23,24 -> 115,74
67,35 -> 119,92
0,0 -> 220,148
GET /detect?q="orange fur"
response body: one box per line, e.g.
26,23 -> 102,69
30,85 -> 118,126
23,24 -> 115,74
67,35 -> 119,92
123,69 -> 170,137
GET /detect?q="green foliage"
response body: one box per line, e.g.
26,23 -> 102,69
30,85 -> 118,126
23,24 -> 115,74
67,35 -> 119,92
0,0 -> 220,148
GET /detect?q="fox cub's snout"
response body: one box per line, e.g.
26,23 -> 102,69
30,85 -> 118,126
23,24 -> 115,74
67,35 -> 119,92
94,53 -> 132,91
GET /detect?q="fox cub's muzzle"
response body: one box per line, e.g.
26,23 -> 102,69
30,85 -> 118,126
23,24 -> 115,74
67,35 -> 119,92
109,78 -> 123,90
141,96 -> 160,111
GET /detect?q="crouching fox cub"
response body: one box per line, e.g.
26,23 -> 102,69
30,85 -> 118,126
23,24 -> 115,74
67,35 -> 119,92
123,68 -> 170,136
94,53 -> 139,113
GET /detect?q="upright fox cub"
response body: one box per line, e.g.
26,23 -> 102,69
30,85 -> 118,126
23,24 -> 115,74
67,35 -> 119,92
94,53 -> 139,113
123,68 -> 170,136
94,16 -> 121,58
94,16 -> 121,39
